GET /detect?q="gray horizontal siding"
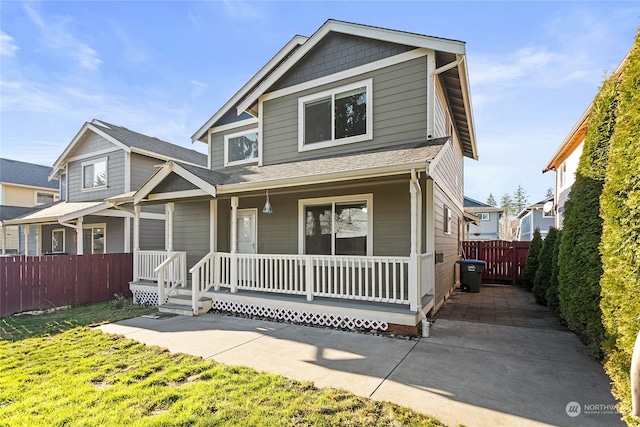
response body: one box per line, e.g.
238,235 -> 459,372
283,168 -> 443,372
130,153 -> 166,191
139,218 -> 165,251
261,56 -> 428,165
173,201 -> 210,268
68,131 -> 116,157
67,151 -> 126,202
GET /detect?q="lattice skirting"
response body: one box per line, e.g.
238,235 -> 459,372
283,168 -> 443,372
212,300 -> 389,331
131,285 -> 176,306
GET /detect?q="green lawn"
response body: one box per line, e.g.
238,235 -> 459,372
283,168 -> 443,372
0,301 -> 446,426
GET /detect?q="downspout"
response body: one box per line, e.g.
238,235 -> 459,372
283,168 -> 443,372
419,310 -> 431,338
411,168 -> 429,338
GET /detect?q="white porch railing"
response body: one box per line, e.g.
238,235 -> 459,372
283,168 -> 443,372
135,250 -> 170,281
190,252 -> 415,309
155,251 -> 187,305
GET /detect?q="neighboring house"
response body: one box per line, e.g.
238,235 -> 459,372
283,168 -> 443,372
130,20 -> 478,335
516,196 -> 555,241
463,196 -> 502,240
543,53 -> 628,229
4,120 -> 207,256
0,159 -> 59,254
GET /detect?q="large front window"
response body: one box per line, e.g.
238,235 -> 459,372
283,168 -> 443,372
300,195 -> 372,256
298,79 -> 372,151
224,129 -> 259,166
82,158 -> 107,190
83,225 -> 105,254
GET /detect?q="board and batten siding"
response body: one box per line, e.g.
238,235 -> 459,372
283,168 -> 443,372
260,56 -> 428,165
172,201 -> 210,268
67,151 -> 126,202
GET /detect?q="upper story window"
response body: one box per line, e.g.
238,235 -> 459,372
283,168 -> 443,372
298,79 -> 373,152
559,162 -> 567,188
82,158 -> 107,190
224,129 -> 259,166
36,192 -> 57,205
477,212 -> 490,221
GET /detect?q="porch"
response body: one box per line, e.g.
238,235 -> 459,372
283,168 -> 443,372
131,250 -> 435,332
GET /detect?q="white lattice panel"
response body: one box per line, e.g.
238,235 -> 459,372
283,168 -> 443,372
130,285 -> 176,306
212,300 -> 388,331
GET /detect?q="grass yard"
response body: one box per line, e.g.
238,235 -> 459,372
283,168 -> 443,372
0,301 -> 446,427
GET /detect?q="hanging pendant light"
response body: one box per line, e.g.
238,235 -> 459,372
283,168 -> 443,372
262,190 -> 273,214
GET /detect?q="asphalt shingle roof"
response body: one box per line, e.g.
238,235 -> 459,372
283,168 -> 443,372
93,120 -> 207,167
0,158 -> 58,189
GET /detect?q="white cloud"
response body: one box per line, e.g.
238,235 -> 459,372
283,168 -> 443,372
23,5 -> 102,71
0,32 -> 19,57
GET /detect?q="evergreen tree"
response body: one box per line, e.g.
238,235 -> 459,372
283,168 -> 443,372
500,193 -> 514,217
599,30 -> 640,425
545,187 -> 554,198
532,227 -> 558,305
512,185 -> 529,215
545,229 -> 563,318
486,193 -> 497,206
558,72 -> 617,358
522,228 -> 542,291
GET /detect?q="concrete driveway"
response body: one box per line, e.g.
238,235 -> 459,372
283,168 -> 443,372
98,308 -> 622,427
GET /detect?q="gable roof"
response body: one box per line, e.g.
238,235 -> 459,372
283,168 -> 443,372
135,137 -> 449,204
0,158 -> 58,190
516,196 -> 554,219
51,119 -> 207,179
463,196 -> 503,212
192,19 -> 477,159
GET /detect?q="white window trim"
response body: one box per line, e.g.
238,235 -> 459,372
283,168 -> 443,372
477,212 -> 490,221
81,157 -> 108,192
297,79 -> 373,152
223,128 -> 260,167
297,193 -> 373,256
51,228 -> 65,253
35,191 -> 57,205
82,223 -> 107,254
444,206 -> 452,235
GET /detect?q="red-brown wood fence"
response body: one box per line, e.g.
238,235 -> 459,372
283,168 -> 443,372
0,253 -> 133,318
461,240 -> 530,285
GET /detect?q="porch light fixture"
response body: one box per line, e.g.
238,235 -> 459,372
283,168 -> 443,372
262,190 -> 273,214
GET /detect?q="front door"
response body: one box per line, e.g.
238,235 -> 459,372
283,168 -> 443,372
236,209 -> 257,254
236,209 -> 257,285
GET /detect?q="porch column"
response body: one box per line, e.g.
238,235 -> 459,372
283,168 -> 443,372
76,217 -> 83,255
1,226 -> 6,255
24,225 -> 30,256
36,225 -> 41,256
210,200 -> 217,252
165,202 -> 174,252
409,173 -> 420,311
230,197 -> 238,293
133,206 -> 141,281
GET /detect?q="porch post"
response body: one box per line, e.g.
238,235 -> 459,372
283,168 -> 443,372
230,197 -> 238,293
166,202 -> 174,252
76,217 -> 83,255
133,206 -> 141,281
210,199 -> 217,252
1,226 -> 5,255
409,173 -> 419,311
36,225 -> 41,256
24,225 -> 30,256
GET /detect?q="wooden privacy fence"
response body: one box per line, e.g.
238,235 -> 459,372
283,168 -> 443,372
461,240 -> 530,285
0,253 -> 133,318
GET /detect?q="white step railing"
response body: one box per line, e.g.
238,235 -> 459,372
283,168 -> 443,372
191,252 -> 413,307
155,251 -> 187,305
135,250 -> 170,281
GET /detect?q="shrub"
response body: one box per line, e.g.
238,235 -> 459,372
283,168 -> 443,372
557,72 -> 618,358
600,29 -> 640,426
545,229 -> 562,318
522,228 -> 542,291
532,227 -> 558,305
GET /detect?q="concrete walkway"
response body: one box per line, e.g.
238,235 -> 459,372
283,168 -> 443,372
99,309 -> 622,426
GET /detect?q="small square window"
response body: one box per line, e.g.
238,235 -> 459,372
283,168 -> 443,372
477,212 -> 490,221
82,159 -> 107,189
224,130 -> 259,166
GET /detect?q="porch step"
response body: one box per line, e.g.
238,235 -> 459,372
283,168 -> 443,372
158,294 -> 213,316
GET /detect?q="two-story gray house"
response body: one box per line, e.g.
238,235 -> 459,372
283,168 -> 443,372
5,119 -> 207,256
129,20 -> 478,336
516,196 -> 555,241
463,196 -> 502,240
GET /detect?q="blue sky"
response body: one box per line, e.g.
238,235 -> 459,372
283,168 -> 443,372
1,1 -> 638,204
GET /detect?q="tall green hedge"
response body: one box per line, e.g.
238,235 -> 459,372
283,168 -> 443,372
557,73 -> 618,357
533,227 -> 558,305
522,228 -> 542,291
545,229 -> 562,318
599,30 -> 640,426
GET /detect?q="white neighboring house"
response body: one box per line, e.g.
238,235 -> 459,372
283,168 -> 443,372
0,159 -> 59,254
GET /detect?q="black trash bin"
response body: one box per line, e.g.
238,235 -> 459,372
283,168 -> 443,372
456,259 -> 485,293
